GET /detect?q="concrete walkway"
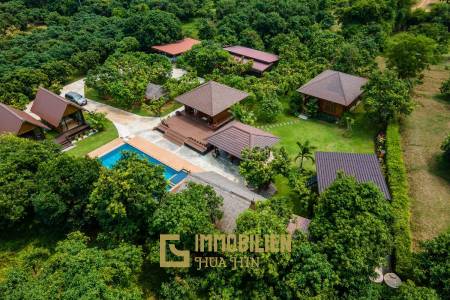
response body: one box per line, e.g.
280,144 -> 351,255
61,79 -> 242,182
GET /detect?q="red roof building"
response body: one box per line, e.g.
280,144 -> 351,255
151,38 -> 200,57
224,45 -> 279,73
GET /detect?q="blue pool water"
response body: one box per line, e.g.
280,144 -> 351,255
99,144 -> 188,186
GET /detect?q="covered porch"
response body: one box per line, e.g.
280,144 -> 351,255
155,110 -> 216,153
184,105 -> 233,130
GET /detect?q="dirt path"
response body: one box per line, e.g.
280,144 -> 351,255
402,59 -> 450,248
413,0 -> 439,10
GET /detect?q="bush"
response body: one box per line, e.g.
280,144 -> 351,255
86,112 -> 108,131
386,123 -> 412,276
441,133 -> 450,161
440,77 -> 450,101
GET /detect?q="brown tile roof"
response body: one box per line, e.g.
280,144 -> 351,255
224,46 -> 279,73
224,46 -> 279,63
180,171 -> 264,232
175,81 -> 248,116
287,215 -> 311,235
207,121 -> 279,159
297,70 -> 368,106
151,38 -> 200,56
31,88 -> 83,127
315,152 -> 391,200
0,103 -> 49,135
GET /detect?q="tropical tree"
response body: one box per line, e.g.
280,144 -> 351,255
413,230 -> 450,299
32,155 -> 101,229
86,52 -> 171,108
124,10 -> 182,49
88,152 -> 167,241
0,135 -> 60,227
386,33 -> 438,79
295,140 -> 316,170
0,232 -> 144,299
363,70 -> 414,123
309,173 -> 393,297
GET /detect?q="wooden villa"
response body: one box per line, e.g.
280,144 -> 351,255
224,45 -> 279,74
297,70 -> 368,118
31,87 -> 89,148
151,38 -> 200,58
156,81 -> 248,153
207,121 -> 279,161
0,103 -> 49,139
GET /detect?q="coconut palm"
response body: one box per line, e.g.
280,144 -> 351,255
295,140 -> 317,170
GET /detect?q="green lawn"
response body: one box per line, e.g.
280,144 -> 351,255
268,109 -> 377,201
67,119 -> 118,157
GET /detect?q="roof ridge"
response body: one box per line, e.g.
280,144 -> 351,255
337,72 -> 351,104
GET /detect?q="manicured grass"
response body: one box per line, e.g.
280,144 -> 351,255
402,55 -> 450,247
67,119 -> 118,157
267,109 -> 376,203
85,87 -> 179,117
268,111 -> 376,171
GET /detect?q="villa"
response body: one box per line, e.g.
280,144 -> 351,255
151,37 -> 200,59
0,103 -> 49,139
297,70 -> 368,118
207,121 -> 279,161
31,87 -> 89,148
224,45 -> 279,74
315,151 -> 391,199
156,81 -> 249,153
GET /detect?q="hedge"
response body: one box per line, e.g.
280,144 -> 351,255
386,123 -> 412,277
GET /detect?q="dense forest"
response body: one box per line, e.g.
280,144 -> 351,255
0,0 -> 449,299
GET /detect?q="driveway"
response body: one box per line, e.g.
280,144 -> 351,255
61,79 -> 242,182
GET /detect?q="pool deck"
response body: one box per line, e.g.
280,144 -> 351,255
88,137 -> 203,173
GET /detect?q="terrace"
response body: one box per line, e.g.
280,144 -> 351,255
155,81 -> 249,153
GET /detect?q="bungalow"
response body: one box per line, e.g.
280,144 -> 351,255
151,37 -> 200,59
297,70 -> 368,118
0,103 -> 49,139
207,121 -> 279,161
31,88 -> 89,148
315,152 -> 391,200
178,171 -> 264,232
224,45 -> 279,74
156,81 -> 249,153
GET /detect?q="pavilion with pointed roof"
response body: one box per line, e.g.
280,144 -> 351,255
156,81 -> 249,153
297,70 -> 368,118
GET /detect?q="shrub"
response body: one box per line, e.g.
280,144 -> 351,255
386,123 -> 412,276
440,77 -> 450,101
441,133 -> 450,161
86,112 -> 108,131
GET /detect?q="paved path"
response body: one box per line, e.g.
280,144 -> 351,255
413,0 -> 439,10
61,79 -> 242,182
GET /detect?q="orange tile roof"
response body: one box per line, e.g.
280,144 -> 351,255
151,38 -> 200,56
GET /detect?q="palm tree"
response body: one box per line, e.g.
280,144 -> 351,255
295,140 -> 317,170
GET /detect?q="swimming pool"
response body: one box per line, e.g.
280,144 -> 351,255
99,144 -> 188,187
